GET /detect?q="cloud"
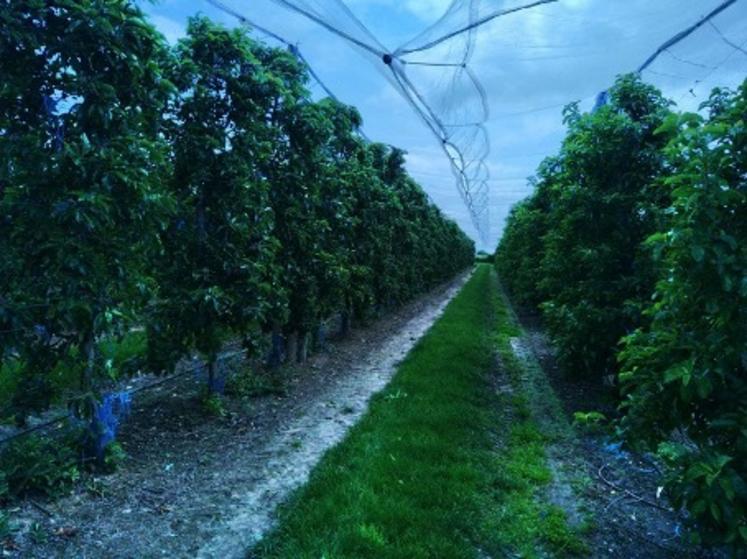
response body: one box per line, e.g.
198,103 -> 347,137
403,0 -> 453,21
139,0 -> 747,251
346,0 -> 452,23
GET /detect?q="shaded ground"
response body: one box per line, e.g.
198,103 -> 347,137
509,308 -> 709,559
3,272 -> 469,558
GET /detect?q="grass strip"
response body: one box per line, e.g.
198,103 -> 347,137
486,283 -> 589,557
252,264 -> 583,558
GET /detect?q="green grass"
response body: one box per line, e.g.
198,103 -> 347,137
252,265 -> 584,558
486,286 -> 588,557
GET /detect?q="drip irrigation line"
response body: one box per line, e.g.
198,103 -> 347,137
0,348 -> 248,447
616,522 -> 682,555
0,413 -> 68,447
597,463 -> 672,512
128,349 -> 247,397
0,327 -> 27,335
637,0 -> 739,73
28,499 -> 54,517
397,0 -> 558,56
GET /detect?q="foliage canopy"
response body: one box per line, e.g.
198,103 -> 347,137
495,75 -> 747,549
0,4 -> 473,435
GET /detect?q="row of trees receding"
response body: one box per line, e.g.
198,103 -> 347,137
495,75 -> 746,550
0,3 -> 474,427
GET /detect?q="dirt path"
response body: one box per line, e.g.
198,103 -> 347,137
509,309 -> 707,558
10,271 -> 470,559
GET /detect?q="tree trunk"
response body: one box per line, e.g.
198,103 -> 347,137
267,321 -> 284,368
207,359 -> 216,394
297,331 -> 309,363
285,331 -> 298,365
313,323 -> 326,352
82,330 -> 96,393
81,326 -> 100,461
340,309 -> 351,337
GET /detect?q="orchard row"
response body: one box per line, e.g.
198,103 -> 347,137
0,3 -> 474,426
496,75 -> 746,550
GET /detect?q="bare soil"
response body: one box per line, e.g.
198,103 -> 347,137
513,311 -> 714,559
3,272 -> 469,559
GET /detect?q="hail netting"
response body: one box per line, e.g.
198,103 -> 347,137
205,0 -> 557,243
383,2 -> 559,239
204,0 -> 747,247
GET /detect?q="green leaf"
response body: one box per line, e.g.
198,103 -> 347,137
690,245 -> 705,262
663,360 -> 693,385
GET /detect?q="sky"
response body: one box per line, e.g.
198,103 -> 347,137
137,0 -> 747,251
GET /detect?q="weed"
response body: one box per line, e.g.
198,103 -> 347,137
572,411 -> 609,435
226,367 -> 286,399
0,434 -> 79,498
382,389 -> 407,401
86,477 -> 107,498
541,506 -> 588,555
29,522 -> 47,544
102,441 -> 127,473
202,393 -> 227,418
